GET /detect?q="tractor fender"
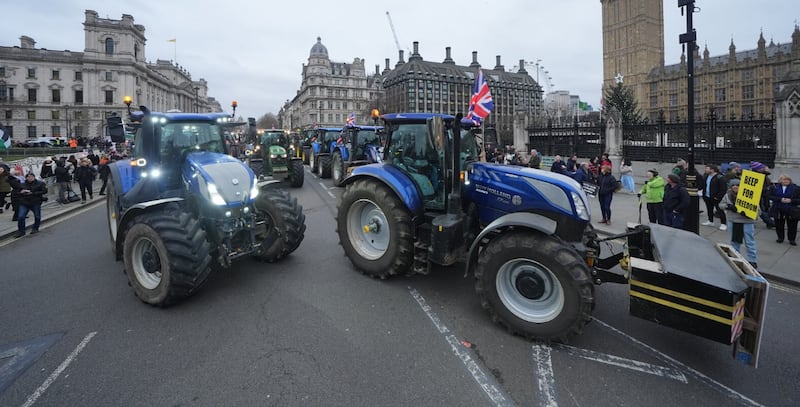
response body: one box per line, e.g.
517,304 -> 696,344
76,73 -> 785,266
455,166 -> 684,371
464,212 -> 558,276
115,197 -> 186,258
341,164 -> 424,215
257,179 -> 281,188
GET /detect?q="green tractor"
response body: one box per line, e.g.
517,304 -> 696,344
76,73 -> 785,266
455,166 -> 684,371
247,129 -> 304,188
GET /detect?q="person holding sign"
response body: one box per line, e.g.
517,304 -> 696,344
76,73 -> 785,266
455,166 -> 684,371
721,179 -> 758,269
767,174 -> 800,245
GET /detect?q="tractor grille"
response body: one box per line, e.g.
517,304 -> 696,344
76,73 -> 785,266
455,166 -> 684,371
203,162 -> 252,204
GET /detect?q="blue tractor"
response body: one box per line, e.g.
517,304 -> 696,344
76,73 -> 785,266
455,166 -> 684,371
336,113 -> 770,355
331,124 -> 384,187
106,106 -> 306,306
309,127 -> 342,179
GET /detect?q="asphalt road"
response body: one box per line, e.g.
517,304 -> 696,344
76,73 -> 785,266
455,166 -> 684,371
1,165 -> 799,407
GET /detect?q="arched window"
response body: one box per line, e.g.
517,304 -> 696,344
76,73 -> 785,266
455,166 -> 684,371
105,38 -> 114,55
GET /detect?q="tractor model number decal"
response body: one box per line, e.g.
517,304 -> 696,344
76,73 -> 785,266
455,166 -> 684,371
475,184 -> 511,204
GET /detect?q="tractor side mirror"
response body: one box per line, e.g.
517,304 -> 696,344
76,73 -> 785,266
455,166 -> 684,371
107,115 -> 126,143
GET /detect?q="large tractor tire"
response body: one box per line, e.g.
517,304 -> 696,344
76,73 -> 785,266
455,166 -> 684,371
337,179 -> 414,279
332,151 -> 346,187
319,154 -> 332,179
107,176 -> 121,258
310,151 -> 319,174
253,187 -> 306,262
123,209 -> 213,306
288,159 -> 304,188
474,231 -> 594,343
302,146 -> 311,165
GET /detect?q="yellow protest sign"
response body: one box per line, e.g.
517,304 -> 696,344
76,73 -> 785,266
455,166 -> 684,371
735,170 -> 766,220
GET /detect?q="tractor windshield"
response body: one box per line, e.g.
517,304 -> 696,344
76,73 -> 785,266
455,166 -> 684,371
159,122 -> 225,160
262,131 -> 287,146
355,130 -> 380,147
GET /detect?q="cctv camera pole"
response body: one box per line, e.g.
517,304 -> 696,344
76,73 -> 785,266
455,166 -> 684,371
679,0 -> 700,234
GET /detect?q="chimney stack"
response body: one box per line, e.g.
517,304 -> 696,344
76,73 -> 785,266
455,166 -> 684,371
494,55 -> 504,70
517,59 -> 528,74
443,46 -> 454,64
469,51 -> 480,68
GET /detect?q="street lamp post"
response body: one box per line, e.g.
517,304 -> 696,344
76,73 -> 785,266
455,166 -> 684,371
679,0 -> 700,234
64,105 -> 71,142
231,100 -> 238,119
194,86 -> 199,113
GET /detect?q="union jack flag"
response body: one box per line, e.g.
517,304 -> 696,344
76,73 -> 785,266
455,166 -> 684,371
346,112 -> 355,126
466,69 -> 494,125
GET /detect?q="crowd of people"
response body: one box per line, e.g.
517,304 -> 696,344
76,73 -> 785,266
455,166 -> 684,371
0,150 -> 116,238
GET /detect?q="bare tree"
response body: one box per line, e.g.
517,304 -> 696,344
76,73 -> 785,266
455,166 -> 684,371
256,113 -> 280,129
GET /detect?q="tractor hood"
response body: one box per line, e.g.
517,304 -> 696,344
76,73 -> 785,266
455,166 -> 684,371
183,151 -> 258,207
465,162 -> 591,221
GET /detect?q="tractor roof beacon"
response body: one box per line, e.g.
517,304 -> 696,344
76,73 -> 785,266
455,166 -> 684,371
336,112 -> 770,367
106,104 -> 306,307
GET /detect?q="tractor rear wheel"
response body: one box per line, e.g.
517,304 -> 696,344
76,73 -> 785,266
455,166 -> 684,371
123,209 -> 213,306
474,231 -> 594,343
253,187 -> 306,262
310,151 -> 318,174
332,151 -> 346,187
289,159 -> 304,188
320,154 -> 332,179
337,179 -> 413,279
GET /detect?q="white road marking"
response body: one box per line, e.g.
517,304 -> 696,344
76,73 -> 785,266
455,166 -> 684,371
531,344 -> 558,407
21,331 -> 97,407
550,343 -> 687,383
593,318 -> 764,407
326,190 -> 336,199
771,282 -> 800,295
409,288 -> 515,407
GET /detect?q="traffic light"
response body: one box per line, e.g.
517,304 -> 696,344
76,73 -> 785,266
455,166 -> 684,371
107,115 -> 125,142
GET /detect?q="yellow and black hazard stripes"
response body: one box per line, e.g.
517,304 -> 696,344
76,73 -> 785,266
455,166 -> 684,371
629,279 -> 746,345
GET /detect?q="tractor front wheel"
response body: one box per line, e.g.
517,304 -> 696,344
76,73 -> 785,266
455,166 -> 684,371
253,187 -> 306,262
332,151 -> 346,187
289,159 -> 304,188
302,147 -> 311,165
474,231 -> 594,343
310,151 -> 318,174
337,179 -> 413,278
123,209 -> 213,306
320,154 -> 332,179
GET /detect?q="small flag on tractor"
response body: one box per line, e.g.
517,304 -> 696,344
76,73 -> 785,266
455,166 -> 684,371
466,69 -> 494,126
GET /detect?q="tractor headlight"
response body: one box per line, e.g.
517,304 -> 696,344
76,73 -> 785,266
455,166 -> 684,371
270,154 -> 278,159
572,192 -> 590,221
206,183 -> 227,206
280,154 -> 287,158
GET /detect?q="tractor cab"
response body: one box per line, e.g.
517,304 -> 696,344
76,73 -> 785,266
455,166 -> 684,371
382,113 -> 479,210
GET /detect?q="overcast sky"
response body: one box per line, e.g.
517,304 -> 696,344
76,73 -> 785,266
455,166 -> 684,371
2,1 -> 797,120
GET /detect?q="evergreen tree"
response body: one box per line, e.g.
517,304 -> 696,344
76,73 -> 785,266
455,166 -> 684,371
602,82 -> 642,124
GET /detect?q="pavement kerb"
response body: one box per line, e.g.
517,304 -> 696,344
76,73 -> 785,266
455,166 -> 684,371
1,198 -> 104,241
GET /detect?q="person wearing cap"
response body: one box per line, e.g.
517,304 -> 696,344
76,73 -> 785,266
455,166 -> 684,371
724,162 -> 742,183
749,161 -> 776,229
10,172 -> 47,238
672,158 -> 688,186
721,178 -> 758,269
639,168 -> 665,224
663,173 -> 690,229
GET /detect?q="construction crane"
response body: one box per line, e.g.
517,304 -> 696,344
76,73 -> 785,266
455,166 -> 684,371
385,11 -> 403,53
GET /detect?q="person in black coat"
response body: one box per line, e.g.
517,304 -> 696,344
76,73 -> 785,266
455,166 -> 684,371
11,173 -> 47,237
550,155 -> 567,175
663,173 -> 690,229
767,174 -> 800,245
54,160 -> 72,204
597,165 -> 618,224
98,159 -> 112,195
573,162 -> 590,185
73,158 -> 96,203
699,164 -> 728,230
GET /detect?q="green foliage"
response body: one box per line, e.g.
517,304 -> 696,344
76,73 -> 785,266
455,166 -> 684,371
603,82 -> 642,124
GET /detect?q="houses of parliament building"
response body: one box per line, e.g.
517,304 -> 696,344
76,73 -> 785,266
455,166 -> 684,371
601,0 -> 800,123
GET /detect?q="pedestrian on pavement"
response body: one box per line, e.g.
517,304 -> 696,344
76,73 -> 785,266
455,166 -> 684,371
8,167 -> 25,221
597,165 -> 618,224
663,173 -> 690,229
67,155 -> 78,176
721,179 -> 758,269
724,162 -> 742,183
54,160 -> 71,204
573,162 -> 591,185
588,156 -> 601,183
0,163 -> 11,214
600,153 -> 613,170
11,173 -> 46,237
528,149 -> 541,169
98,157 -> 111,195
619,158 -> 635,193
750,161 -> 776,229
673,158 -> 688,186
39,158 -> 55,199
767,174 -> 800,245
566,154 -> 578,173
73,158 -> 96,204
550,155 -> 568,175
639,168 -> 665,225
700,164 -> 728,231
